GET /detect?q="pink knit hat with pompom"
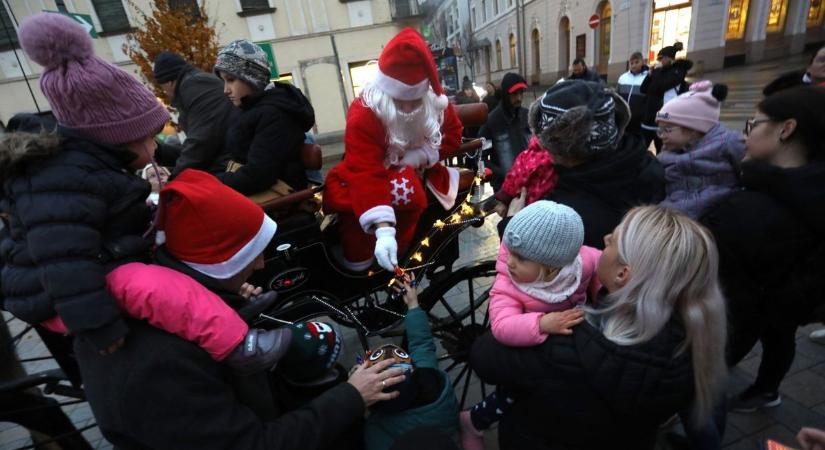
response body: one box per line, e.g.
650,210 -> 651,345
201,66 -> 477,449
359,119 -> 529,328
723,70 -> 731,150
19,13 -> 169,145
656,80 -> 728,134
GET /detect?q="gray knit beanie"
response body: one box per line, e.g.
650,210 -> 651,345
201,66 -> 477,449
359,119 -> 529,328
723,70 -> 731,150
214,39 -> 271,90
528,80 -> 630,161
503,201 -> 584,268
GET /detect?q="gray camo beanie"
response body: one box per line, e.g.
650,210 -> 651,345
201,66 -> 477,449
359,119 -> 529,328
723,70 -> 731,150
214,39 -> 271,90
528,80 -> 630,161
503,200 -> 584,268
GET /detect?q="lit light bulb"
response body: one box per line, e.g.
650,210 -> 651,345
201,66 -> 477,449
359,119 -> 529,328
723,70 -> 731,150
411,252 -> 423,262
434,220 -> 446,229
461,203 -> 474,215
388,278 -> 397,287
368,270 -> 375,277
420,237 -> 430,247
465,193 -> 472,202
473,176 -> 482,185
451,213 -> 462,224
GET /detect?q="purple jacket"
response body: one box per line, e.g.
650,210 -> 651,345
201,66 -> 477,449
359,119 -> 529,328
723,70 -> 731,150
658,123 -> 746,219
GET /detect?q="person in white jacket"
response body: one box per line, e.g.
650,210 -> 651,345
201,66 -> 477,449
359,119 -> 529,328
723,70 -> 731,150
616,52 -> 649,137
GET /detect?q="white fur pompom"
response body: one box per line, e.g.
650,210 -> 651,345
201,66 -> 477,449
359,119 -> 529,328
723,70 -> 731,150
434,94 -> 449,111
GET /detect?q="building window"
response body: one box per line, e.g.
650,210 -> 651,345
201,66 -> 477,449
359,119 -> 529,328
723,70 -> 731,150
350,60 -> 379,98
508,0 -> 514,6
766,0 -> 788,33
91,0 -> 131,33
0,3 -> 18,50
494,0 -> 499,15
168,0 -> 200,16
482,0 -> 487,22
809,0 -> 824,26
495,39 -> 502,69
725,0 -> 749,39
509,33 -> 517,67
240,0 -> 272,13
471,7 -> 476,28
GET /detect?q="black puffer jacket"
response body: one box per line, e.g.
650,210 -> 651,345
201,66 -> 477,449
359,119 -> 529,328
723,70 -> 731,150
168,66 -> 236,176
218,82 -> 315,195
0,130 -> 152,350
640,59 -> 693,127
547,133 -> 665,248
702,160 -> 825,326
470,317 -> 694,450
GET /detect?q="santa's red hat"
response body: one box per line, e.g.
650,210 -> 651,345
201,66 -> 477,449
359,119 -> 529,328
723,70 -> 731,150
373,28 -> 448,110
155,169 -> 276,279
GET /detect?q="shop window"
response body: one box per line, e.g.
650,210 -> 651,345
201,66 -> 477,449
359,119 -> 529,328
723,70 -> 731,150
495,39 -> 502,70
725,0 -> 749,40
809,0 -> 824,27
92,0 -> 131,34
0,3 -> 17,50
766,0 -> 788,33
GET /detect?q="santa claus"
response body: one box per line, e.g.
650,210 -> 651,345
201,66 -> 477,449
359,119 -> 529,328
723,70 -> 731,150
324,28 -> 463,272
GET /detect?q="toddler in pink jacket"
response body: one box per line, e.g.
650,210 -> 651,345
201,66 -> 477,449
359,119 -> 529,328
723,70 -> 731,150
460,200 -> 602,450
41,169 -> 341,377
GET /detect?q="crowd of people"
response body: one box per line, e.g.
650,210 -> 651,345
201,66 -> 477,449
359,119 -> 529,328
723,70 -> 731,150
1,10 -> 825,450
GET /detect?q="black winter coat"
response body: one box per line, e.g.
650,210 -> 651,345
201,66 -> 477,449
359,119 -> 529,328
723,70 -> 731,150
470,317 -> 694,450
640,60 -> 693,127
168,66 -> 236,176
74,247 -> 365,450
478,103 -> 530,190
702,160 -> 825,327
547,133 -> 665,248
218,82 -> 314,195
0,130 -> 152,350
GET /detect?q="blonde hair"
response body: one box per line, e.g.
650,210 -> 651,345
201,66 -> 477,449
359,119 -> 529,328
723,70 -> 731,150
588,206 -> 727,422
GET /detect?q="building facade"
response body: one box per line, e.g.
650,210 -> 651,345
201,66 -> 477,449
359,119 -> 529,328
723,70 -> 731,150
465,0 -> 824,85
0,0 -> 424,135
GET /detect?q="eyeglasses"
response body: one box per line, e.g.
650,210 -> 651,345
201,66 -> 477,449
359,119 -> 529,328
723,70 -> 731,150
656,126 -> 676,137
744,118 -> 772,136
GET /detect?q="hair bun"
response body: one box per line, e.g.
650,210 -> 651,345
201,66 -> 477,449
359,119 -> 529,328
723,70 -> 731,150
19,12 -> 94,70
673,42 -> 684,52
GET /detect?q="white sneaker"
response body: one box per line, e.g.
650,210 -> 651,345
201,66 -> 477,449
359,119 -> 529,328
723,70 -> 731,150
809,328 -> 825,344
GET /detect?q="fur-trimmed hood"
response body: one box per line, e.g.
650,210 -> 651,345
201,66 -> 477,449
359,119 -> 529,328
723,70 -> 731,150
0,132 -> 62,181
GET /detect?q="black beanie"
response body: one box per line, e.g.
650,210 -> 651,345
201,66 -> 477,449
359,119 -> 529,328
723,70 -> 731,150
153,51 -> 188,84
501,72 -> 528,94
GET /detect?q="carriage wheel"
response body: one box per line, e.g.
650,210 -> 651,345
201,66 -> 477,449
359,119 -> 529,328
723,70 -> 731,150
418,260 -> 496,409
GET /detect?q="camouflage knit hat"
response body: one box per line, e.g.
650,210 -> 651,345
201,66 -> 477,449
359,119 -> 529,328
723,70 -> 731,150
214,39 -> 271,90
278,321 -> 342,382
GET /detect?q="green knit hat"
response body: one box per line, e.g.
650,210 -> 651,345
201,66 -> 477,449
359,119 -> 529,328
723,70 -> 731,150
279,321 -> 342,382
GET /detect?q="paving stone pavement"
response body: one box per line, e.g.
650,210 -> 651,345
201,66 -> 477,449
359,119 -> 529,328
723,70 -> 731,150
3,53 -> 824,450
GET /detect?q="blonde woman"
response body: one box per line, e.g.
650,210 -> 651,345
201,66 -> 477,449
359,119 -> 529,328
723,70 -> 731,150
470,205 -> 727,450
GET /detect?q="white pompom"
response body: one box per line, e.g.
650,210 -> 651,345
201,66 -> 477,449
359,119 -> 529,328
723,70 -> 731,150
155,230 -> 166,245
434,94 -> 449,111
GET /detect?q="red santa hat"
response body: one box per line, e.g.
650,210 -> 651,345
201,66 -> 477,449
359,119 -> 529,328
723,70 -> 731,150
155,169 -> 277,279
373,28 -> 449,110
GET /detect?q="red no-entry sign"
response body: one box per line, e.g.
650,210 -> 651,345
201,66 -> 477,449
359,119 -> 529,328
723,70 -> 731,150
589,14 -> 600,29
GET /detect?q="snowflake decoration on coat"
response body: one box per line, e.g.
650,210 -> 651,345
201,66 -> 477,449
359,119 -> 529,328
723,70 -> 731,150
390,177 -> 414,206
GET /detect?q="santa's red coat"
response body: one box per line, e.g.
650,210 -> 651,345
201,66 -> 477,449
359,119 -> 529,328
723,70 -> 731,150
324,99 -> 463,234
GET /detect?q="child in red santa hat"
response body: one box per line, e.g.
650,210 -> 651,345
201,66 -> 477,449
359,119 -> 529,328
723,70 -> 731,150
43,170 -> 341,378
323,28 -> 463,272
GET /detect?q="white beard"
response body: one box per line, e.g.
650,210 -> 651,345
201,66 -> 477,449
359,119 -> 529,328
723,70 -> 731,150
359,81 -> 444,167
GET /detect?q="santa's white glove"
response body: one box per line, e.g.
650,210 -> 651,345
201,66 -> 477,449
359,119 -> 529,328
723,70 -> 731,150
400,143 -> 440,169
374,227 -> 398,272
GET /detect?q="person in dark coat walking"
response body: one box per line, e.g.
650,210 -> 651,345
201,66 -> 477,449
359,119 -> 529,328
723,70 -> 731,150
567,58 -> 602,83
762,44 -> 825,95
153,51 -> 236,176
616,52 -> 649,136
640,43 -> 693,153
471,205 -> 727,450
479,72 -> 530,190
72,170 -> 408,450
482,81 -> 500,113
0,12 -> 170,353
510,80 -> 665,249
701,86 -> 825,412
214,40 -> 314,195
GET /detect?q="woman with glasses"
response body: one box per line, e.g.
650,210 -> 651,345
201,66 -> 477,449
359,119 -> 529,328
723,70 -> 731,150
654,81 -> 745,220
702,86 -> 825,413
